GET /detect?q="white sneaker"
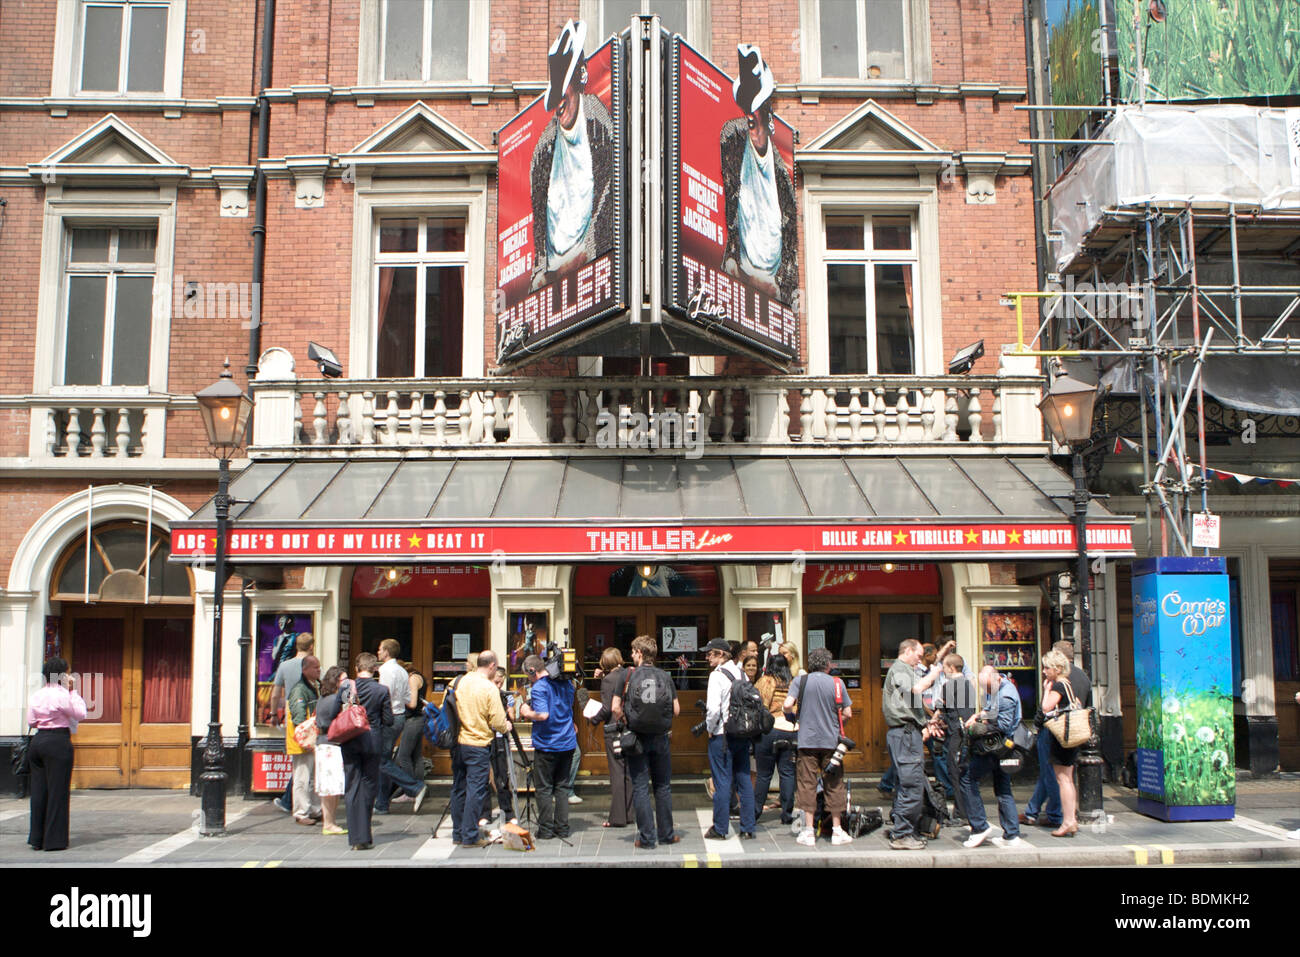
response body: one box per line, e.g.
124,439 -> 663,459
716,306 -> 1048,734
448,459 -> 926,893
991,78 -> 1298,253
796,828 -> 816,846
412,784 -> 427,814
963,827 -> 993,848
992,835 -> 1025,848
831,826 -> 852,846
568,794 -> 583,804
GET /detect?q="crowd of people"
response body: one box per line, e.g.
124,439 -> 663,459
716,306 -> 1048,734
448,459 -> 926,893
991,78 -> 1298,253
24,629 -> 1097,855
880,637 -> 1093,849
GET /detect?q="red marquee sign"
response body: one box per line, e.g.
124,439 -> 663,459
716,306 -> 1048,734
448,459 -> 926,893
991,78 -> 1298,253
171,521 -> 1134,564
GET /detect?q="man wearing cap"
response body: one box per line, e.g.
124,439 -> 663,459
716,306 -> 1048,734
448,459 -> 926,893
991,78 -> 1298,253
529,19 -> 614,291
703,637 -> 757,840
720,44 -> 797,304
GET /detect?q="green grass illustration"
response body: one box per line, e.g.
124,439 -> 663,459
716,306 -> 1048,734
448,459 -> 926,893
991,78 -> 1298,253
1048,0 -> 1103,141
1136,686 -> 1235,806
1118,0 -> 1300,100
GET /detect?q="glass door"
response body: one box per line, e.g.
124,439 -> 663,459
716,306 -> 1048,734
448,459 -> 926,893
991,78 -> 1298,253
805,605 -> 869,771
871,604 -> 941,770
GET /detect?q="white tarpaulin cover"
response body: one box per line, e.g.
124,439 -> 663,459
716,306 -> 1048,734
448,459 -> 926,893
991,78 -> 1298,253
1049,105 -> 1300,272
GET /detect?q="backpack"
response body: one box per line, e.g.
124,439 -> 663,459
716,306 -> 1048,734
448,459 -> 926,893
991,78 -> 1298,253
423,675 -> 463,750
623,666 -> 675,735
723,670 -> 773,739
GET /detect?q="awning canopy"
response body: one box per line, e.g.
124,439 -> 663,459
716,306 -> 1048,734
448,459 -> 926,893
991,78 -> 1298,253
170,455 -> 1135,564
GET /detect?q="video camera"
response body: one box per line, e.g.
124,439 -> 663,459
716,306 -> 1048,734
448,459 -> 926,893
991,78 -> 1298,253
689,699 -> 708,738
542,630 -> 579,681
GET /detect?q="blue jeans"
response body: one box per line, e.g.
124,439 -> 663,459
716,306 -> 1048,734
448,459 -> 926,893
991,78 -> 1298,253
753,728 -> 797,823
929,737 -> 954,798
708,734 -> 756,836
1024,725 -> 1062,825
449,744 -> 491,844
962,752 -> 1020,838
376,716 -> 423,811
627,733 -> 676,846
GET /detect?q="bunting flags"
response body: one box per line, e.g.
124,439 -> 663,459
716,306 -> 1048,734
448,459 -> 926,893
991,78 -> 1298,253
1109,435 -> 1299,487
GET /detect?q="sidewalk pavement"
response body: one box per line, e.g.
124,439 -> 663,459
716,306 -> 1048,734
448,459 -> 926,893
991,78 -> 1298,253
2,774 -> 1297,868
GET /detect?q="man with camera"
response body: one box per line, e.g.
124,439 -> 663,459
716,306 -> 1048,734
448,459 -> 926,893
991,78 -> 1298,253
611,635 -> 681,849
520,653 -> 578,840
783,646 -> 854,846
883,638 -> 942,850
703,637 -> 757,840
960,666 -> 1024,848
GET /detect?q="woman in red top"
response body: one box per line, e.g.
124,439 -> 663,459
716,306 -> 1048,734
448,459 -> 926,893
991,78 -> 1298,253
26,657 -> 88,851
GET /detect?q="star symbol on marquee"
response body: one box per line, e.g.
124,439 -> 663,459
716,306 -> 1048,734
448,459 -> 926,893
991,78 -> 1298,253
894,530 -> 908,545
965,529 -> 978,544
407,533 -> 422,548
210,536 -> 218,549
1008,529 -> 1021,543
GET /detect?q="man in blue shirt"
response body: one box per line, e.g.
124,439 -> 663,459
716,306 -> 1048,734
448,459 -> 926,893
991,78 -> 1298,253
520,654 -> 578,840
961,666 -> 1023,848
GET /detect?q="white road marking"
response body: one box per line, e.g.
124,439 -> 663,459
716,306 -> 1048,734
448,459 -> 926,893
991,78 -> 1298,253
411,836 -> 458,861
0,810 -> 25,824
117,808 -> 250,864
1233,815 -> 1295,841
695,808 -> 745,854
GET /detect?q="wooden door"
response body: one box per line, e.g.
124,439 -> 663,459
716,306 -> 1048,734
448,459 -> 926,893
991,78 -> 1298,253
804,604 -> 871,771
65,607 -> 193,788
870,603 -> 943,769
574,600 -> 719,775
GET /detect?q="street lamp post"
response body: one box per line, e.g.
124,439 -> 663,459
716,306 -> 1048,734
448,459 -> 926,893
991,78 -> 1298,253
1038,371 -> 1105,816
195,360 -> 253,836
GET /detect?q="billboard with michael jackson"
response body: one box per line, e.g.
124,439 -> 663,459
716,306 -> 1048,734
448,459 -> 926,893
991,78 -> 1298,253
495,20 -> 626,363
667,39 -> 799,362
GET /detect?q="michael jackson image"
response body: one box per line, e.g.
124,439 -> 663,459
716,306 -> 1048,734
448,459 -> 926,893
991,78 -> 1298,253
529,20 -> 614,291
719,44 -> 798,304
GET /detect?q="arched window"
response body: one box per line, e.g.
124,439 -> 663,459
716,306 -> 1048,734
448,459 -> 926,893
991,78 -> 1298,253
51,520 -> 193,603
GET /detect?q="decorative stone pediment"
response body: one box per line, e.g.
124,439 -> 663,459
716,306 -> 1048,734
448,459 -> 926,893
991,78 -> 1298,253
340,101 -> 495,179
799,100 -> 949,173
28,114 -> 189,184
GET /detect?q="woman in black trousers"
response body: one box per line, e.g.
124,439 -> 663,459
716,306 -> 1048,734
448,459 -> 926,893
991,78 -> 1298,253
591,648 -> 635,828
27,657 -> 87,851
316,653 -> 391,850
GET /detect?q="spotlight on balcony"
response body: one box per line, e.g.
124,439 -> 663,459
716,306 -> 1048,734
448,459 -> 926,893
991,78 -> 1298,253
308,341 -> 343,378
948,340 -> 984,375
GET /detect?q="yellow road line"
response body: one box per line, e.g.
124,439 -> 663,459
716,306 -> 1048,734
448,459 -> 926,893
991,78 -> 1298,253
682,853 -> 698,868
264,860 -> 282,868
706,853 -> 721,868
1152,844 -> 1174,865
1123,844 -> 1148,866
241,861 -> 259,868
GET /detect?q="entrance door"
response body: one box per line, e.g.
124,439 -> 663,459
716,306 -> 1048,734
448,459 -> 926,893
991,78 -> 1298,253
352,604 -> 490,688
574,601 -> 720,774
803,602 -> 941,770
65,607 -> 193,788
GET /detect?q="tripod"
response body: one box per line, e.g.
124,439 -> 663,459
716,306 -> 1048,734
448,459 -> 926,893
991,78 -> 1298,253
510,725 -> 573,847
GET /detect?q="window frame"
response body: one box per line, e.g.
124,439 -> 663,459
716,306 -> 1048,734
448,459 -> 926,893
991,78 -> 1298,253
59,225 -> 160,388
359,0 -> 490,88
349,183 -> 488,380
581,0 -> 712,57
52,0 -> 188,99
34,191 -> 177,399
799,0 -> 931,87
372,212 -> 470,379
822,213 -> 920,375
803,183 -> 942,378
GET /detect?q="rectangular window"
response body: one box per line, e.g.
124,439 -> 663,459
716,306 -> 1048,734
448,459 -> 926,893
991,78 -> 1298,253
79,2 -> 169,94
825,213 -> 917,374
815,0 -> 910,82
374,214 -> 467,378
62,226 -> 157,386
381,0 -> 471,83
601,0 -> 692,38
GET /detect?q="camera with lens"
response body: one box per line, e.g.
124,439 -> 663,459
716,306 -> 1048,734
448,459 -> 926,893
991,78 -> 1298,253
543,639 -> 578,680
605,721 -> 640,757
825,734 -> 855,771
689,699 -> 708,738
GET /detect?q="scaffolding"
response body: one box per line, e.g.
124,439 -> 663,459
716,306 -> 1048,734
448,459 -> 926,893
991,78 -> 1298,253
1011,105 -> 1300,559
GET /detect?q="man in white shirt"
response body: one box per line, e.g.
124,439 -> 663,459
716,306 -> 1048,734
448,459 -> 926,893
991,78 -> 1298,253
703,638 -> 756,840
375,639 -> 425,814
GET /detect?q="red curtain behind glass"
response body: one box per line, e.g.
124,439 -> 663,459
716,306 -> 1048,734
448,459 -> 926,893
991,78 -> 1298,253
142,619 -> 191,724
70,619 -> 123,723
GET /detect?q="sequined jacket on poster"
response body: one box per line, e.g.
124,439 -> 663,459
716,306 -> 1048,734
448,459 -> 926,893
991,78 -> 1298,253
719,117 -> 798,304
528,93 -> 615,291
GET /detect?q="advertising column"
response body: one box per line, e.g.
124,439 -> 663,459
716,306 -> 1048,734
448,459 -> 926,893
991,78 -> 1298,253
1132,557 -> 1236,821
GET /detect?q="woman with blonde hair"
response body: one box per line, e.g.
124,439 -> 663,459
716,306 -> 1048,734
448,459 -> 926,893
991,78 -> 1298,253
1040,649 -> 1080,837
752,642 -> 803,825
590,646 -> 635,827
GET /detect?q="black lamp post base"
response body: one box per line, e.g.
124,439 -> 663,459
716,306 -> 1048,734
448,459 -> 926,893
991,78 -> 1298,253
1077,733 -> 1106,816
199,723 -> 227,836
